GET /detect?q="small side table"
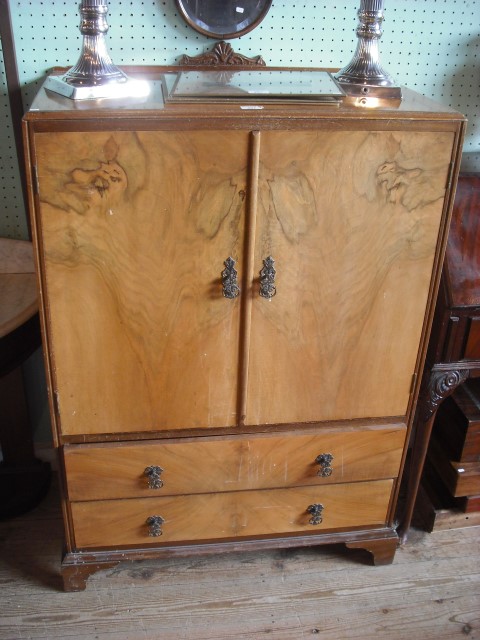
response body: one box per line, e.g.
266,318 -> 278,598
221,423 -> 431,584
0,238 -> 50,519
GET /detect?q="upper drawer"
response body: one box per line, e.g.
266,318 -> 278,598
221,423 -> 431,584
64,425 -> 405,501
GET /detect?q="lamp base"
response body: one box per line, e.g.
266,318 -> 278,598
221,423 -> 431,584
44,74 -> 150,101
335,80 -> 402,100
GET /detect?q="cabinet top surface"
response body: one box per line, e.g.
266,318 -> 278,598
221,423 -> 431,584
25,67 -> 465,124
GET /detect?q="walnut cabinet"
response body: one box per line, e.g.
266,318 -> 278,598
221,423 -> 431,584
23,70 -> 465,590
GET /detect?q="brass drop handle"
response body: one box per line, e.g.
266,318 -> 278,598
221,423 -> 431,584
144,465 -> 164,489
222,257 -> 240,299
259,256 -> 276,299
307,503 -> 324,526
315,453 -> 334,477
146,515 -> 165,537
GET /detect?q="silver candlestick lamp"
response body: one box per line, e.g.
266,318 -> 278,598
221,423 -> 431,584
45,0 -> 149,100
335,0 -> 401,99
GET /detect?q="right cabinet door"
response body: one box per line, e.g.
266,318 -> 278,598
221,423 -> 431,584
246,129 -> 455,426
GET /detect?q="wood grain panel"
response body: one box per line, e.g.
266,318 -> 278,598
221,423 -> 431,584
64,424 -> 405,500
71,479 -> 393,548
444,173 -> 480,308
247,129 -> 454,425
0,238 -> 35,273
35,130 -> 249,434
0,238 -> 38,337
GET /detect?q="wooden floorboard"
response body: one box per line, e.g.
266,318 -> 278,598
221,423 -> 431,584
0,477 -> 479,640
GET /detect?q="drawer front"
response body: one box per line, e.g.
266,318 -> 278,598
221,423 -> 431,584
429,437 -> 480,498
71,479 -> 394,549
64,426 -> 405,500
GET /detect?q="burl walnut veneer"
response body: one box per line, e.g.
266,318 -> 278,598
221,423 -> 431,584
23,67 -> 465,590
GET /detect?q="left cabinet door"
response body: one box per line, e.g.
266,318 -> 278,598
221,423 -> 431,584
33,130 -> 248,435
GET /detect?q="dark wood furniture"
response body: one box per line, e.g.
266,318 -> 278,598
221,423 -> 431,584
400,171 -> 480,539
23,66 -> 465,590
0,238 -> 50,519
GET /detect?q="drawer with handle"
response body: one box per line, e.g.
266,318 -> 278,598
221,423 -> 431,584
64,425 -> 405,501
70,479 -> 394,549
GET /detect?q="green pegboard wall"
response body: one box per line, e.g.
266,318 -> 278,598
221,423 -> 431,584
1,0 -> 479,237
0,37 -> 27,239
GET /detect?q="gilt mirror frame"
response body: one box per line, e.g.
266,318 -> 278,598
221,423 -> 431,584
175,0 -> 273,40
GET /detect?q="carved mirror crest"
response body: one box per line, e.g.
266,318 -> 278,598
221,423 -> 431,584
175,0 -> 273,39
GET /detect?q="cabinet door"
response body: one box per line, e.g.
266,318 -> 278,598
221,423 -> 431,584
35,130 -> 248,435
246,129 -> 454,425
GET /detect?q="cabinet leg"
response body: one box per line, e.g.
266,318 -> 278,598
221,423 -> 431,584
62,559 -> 120,592
345,536 -> 398,566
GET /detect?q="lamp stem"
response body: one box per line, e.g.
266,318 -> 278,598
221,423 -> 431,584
44,0 -> 149,100
63,0 -> 127,87
335,0 -> 400,97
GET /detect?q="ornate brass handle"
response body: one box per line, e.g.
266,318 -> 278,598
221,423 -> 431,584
259,256 -> 276,299
144,465 -> 164,489
146,515 -> 165,537
222,257 -> 240,299
307,503 -> 324,525
315,454 -> 334,477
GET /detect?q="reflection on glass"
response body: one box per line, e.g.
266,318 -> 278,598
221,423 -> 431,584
162,70 -> 345,103
176,0 -> 273,39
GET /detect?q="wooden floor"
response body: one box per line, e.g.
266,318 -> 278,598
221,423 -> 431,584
0,477 -> 479,640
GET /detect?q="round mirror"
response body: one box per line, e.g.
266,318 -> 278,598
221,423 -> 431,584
176,0 -> 273,39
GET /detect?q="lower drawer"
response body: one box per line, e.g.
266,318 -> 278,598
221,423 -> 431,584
429,437 -> 480,497
64,425 -> 405,500
70,479 -> 394,549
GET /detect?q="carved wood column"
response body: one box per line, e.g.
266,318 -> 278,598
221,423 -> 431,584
398,366 -> 470,542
